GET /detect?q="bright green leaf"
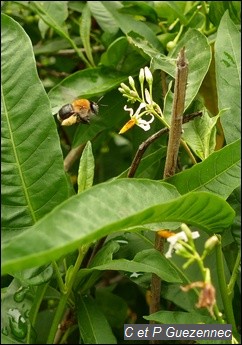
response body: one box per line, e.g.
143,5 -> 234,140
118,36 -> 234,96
1,14 -> 69,239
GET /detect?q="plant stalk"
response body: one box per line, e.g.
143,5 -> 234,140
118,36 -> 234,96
149,48 -> 188,344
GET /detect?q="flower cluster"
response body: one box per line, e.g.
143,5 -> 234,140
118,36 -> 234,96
160,224 -> 220,318
118,67 -> 163,134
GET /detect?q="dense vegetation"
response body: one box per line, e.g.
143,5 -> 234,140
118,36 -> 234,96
1,2 -> 240,344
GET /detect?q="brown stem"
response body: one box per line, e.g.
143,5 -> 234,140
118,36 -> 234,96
149,48 -> 188,343
164,47 -> 188,178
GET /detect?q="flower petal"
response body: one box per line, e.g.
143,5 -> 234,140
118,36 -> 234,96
119,119 -> 136,134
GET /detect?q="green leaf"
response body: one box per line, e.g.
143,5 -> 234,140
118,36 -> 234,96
227,186 -> 241,245
100,36 -> 147,74
101,1 -> 164,51
95,289 -> 128,328
209,1 -> 241,26
144,310 -> 212,324
76,294 -> 117,344
80,4 -> 95,67
1,179 -> 235,275
89,248 -> 182,283
78,141 -> 95,193
215,12 -> 241,144
1,279 -> 37,343
165,1 -> 188,25
88,1 -> 119,35
30,1 -> 69,37
182,109 -> 220,160
163,29 -> 211,119
119,2 -> 158,23
165,139 -> 241,198
1,14 -> 69,238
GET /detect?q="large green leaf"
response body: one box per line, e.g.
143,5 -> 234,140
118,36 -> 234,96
165,139 -> 241,198
2,179 -> 235,275
215,12 -> 241,144
1,14 -> 69,238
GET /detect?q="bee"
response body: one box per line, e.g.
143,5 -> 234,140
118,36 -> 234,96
57,99 -> 99,126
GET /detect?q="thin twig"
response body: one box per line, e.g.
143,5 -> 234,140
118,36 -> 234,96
64,144 -> 86,172
128,111 -> 201,178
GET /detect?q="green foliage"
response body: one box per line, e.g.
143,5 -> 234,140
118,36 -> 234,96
1,1 -> 240,344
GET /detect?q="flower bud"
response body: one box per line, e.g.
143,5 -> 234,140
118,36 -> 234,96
128,76 -> 136,89
120,83 -> 130,93
204,235 -> 219,253
139,68 -> 145,84
144,66 -> 153,84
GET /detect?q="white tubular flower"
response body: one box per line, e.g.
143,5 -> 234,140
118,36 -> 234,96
165,231 -> 200,258
145,88 -> 152,104
119,103 -> 154,134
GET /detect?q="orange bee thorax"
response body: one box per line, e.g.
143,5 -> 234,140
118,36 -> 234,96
72,99 -> 90,112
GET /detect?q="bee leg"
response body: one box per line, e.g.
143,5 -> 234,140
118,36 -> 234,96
76,114 -> 90,124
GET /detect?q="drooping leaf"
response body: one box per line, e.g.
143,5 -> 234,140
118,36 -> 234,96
2,179 -> 235,275
165,139 -> 240,198
215,12 -> 241,144
76,294 -> 117,344
80,4 -> 95,67
1,14 -> 69,239
88,1 -> 119,35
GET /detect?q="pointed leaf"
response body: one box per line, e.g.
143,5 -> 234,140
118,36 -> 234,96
78,141 -> 95,193
153,29 -> 211,119
215,12 -> 241,144
1,14 -> 69,238
1,179 -> 235,275
166,139 -> 241,198
76,295 -> 117,344
80,4 -> 95,66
